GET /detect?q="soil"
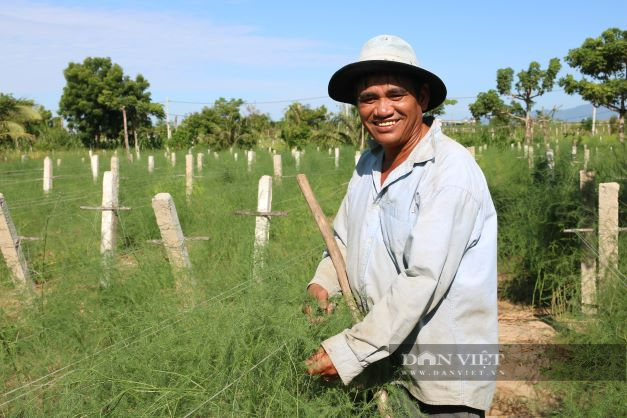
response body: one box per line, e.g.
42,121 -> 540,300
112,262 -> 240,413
488,300 -> 558,417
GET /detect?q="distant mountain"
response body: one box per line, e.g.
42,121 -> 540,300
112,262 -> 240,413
553,104 -> 616,122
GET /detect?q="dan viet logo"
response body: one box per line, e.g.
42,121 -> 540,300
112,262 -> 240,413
402,350 -> 505,367
398,348 -> 505,380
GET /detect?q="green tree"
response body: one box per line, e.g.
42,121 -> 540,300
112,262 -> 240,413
170,98 -> 251,150
559,28 -> 627,143
0,93 -> 42,150
470,59 -> 561,144
280,103 -> 330,149
59,57 -> 162,149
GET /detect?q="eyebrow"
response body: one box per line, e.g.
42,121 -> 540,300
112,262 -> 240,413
357,87 -> 409,102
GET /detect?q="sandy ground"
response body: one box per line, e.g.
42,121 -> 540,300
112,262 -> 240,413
488,300 -> 558,417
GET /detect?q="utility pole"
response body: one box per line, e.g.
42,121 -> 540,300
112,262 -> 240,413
166,97 -> 172,141
591,105 -> 597,136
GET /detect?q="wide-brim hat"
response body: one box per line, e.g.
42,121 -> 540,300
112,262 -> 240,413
328,35 -> 447,112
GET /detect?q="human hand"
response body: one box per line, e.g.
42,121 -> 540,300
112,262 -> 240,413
303,284 -> 335,323
307,284 -> 335,314
305,347 -> 339,381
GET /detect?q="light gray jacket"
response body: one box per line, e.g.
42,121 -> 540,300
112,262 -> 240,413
309,122 -> 498,410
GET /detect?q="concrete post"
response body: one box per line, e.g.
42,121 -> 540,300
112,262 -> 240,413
196,153 -> 204,174
598,183 -> 619,283
186,153 -> 193,200
151,193 -> 193,274
253,175 -> 272,281
91,154 -> 99,183
580,170 -> 596,314
43,156 -> 53,193
273,154 -> 282,179
0,194 -> 35,293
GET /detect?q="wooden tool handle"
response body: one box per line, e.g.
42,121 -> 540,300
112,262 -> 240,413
296,174 -> 362,323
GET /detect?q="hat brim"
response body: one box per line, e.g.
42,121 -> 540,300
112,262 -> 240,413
328,60 -> 447,112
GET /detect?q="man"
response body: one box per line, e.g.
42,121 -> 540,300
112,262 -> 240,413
305,35 -> 498,417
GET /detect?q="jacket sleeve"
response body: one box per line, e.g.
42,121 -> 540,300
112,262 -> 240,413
307,192 -> 349,297
322,185 -> 482,385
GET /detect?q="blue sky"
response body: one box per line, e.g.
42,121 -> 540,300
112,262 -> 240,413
1,0 -> 625,121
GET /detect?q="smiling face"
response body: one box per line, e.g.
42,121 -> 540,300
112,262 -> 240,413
356,74 -> 430,151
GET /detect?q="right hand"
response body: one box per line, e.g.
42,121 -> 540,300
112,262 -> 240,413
303,284 -> 335,322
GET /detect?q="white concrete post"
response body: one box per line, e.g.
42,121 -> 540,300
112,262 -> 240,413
186,153 -> 193,200
334,147 -> 340,168
247,150 -> 255,172
273,154 -> 282,179
148,155 -> 155,173
213,152 -> 219,160
253,175 -> 272,281
523,144 -> 529,157
584,148 -> 590,171
43,156 -> 53,193
580,170 -> 596,314
546,148 -> 555,170
234,152 -> 238,161
151,193 -> 192,271
100,171 -> 118,256
0,193 -> 35,293
171,152 -> 176,167
571,143 -> 577,157
56,158 -> 61,167
196,153 -> 204,174
598,183 -> 619,283
110,155 -> 120,191
91,154 -> 99,183
295,150 -> 301,169
528,146 -> 534,168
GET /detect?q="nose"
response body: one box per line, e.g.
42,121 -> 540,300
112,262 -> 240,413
373,98 -> 394,119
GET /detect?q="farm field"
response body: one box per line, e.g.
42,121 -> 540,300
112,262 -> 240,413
0,137 -> 626,417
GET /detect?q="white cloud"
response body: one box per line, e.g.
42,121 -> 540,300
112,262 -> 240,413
0,1 -> 345,112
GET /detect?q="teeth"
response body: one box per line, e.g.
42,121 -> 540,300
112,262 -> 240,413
376,121 -> 396,127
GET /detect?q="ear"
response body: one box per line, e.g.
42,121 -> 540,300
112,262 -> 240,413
418,84 -> 430,111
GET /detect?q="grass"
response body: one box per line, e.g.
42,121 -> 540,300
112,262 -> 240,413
0,136 -> 626,416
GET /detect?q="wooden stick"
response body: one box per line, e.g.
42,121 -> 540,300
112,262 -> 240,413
296,173 -> 391,417
296,175 -> 361,322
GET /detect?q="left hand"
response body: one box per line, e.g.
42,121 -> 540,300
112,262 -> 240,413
305,347 -> 339,381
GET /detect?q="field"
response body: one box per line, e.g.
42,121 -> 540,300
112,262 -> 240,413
0,136 -> 626,417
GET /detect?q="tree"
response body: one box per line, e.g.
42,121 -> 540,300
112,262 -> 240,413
59,57 -> 162,149
280,103 -> 330,149
169,98 -> 253,150
0,93 -> 42,150
470,59 -> 561,144
559,28 -> 627,143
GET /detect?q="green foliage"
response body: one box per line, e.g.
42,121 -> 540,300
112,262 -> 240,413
167,98 -> 270,150
0,139 -> 624,416
0,93 -> 42,149
559,27 -> 626,141
59,57 -> 163,148
471,59 -> 561,142
280,103 -> 335,149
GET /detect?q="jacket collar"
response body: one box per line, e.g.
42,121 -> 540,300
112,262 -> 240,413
370,117 -> 439,193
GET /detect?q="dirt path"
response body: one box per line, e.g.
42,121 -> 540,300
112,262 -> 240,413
488,300 -> 557,417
